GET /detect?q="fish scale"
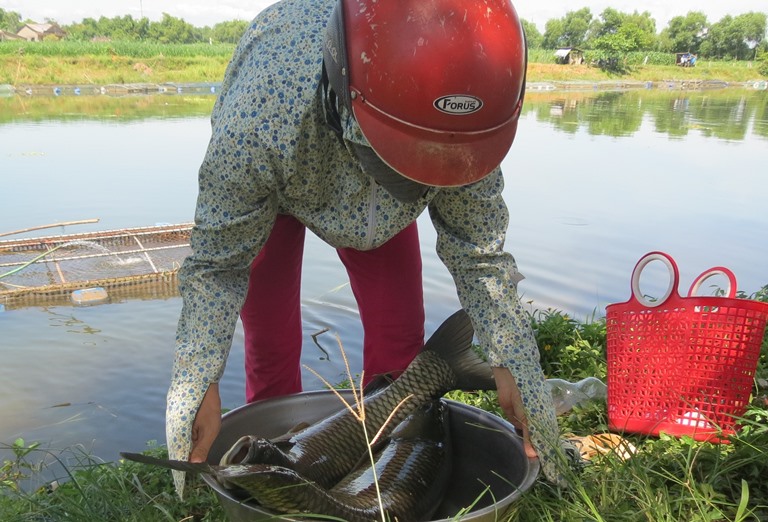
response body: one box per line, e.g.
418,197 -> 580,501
237,401 -> 452,521
274,351 -> 457,487
232,310 -> 494,490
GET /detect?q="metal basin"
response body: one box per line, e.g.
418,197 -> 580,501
204,390 -> 539,521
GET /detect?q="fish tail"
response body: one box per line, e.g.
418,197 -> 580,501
425,309 -> 496,391
120,452 -> 216,474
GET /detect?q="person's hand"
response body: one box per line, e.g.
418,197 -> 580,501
189,382 -> 222,463
492,367 -> 537,458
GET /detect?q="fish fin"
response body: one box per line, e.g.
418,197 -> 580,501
120,452 -> 217,474
345,442 -> 388,474
363,373 -> 395,395
269,421 -> 311,444
346,452 -> 369,474
237,438 -> 295,469
390,399 -> 447,441
426,309 -> 496,391
288,421 -> 311,434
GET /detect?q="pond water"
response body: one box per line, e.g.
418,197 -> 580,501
1,86 -> 767,476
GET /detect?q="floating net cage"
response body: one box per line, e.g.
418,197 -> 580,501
0,223 -> 193,309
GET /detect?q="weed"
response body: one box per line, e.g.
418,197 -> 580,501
531,308 -> 607,381
0,441 -> 224,521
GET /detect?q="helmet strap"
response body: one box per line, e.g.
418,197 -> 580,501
320,60 -> 343,142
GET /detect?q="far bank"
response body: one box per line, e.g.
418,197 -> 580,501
0,48 -> 765,87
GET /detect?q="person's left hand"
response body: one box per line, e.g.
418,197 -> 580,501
492,367 -> 537,458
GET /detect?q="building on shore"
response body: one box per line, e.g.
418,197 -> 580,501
0,29 -> 24,41
16,23 -> 66,42
554,47 -> 585,65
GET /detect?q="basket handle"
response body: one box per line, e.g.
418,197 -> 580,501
630,251 -> 680,308
687,267 -> 737,298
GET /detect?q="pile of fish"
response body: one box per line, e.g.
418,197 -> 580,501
122,309 -> 497,521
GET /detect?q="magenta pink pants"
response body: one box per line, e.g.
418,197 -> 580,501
240,214 -> 425,403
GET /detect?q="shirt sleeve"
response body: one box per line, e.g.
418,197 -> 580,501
428,168 -> 566,485
166,118 -> 278,496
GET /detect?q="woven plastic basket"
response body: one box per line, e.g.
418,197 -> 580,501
606,252 -> 768,442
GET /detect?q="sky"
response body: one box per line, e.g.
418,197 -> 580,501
2,0 -> 766,32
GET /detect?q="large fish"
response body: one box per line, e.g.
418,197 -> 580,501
222,309 -> 494,489
121,400 -> 452,522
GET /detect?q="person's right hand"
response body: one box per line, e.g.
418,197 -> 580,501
189,382 -> 222,463
492,367 -> 537,459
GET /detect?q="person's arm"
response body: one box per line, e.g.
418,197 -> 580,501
166,117 -> 279,496
429,168 -> 566,485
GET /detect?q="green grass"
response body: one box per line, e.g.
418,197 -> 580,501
0,41 -> 233,85
0,441 -> 224,521
500,406 -> 768,522
1,42 -> 765,87
0,40 -> 235,58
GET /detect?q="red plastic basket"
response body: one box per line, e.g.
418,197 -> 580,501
606,252 -> 768,442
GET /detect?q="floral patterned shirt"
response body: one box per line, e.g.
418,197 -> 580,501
167,0 -> 562,496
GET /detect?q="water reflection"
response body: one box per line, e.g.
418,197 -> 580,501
48,310 -> 103,336
4,87 -> 766,142
523,89 -> 768,140
0,94 -> 216,123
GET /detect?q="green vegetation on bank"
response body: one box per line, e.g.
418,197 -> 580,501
0,40 -> 234,58
1,6 -> 766,60
0,41 -> 766,87
0,41 -> 231,85
1,3 -> 767,84
522,9 -> 767,62
2,287 -> 767,521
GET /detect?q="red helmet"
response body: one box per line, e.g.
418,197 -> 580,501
324,0 -> 527,187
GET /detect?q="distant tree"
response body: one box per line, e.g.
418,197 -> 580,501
64,15 -> 151,41
588,8 -> 657,50
208,20 -> 249,44
659,12 -> 709,54
590,29 -> 633,73
593,24 -> 654,54
701,13 -> 767,60
0,7 -> 22,33
106,15 -> 147,40
133,17 -> 151,40
623,11 -> 657,49
738,12 -> 768,59
148,13 -> 202,44
19,7 -> 767,59
542,8 -> 593,49
64,17 -> 99,40
588,7 -> 624,40
757,49 -> 768,76
520,19 -> 543,49
542,19 -> 564,48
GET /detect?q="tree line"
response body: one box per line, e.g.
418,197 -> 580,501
0,9 -> 248,44
522,8 -> 767,61
1,6 -> 766,60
